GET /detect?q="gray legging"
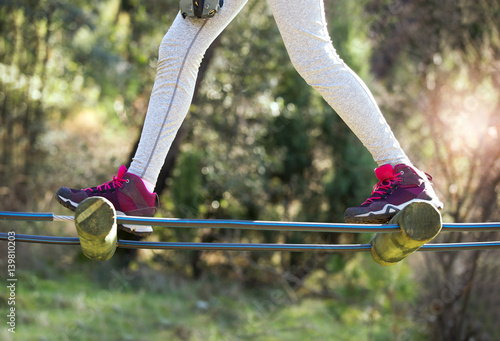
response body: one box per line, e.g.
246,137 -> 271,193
129,0 -> 411,185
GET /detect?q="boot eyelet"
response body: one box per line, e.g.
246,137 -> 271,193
126,179 -> 130,183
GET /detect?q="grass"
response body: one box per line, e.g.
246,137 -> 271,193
0,250 -> 428,341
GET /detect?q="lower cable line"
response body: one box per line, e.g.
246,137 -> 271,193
1,232 -> 499,252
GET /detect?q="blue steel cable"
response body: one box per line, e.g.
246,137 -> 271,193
2,211 -> 500,233
0,232 -> 80,245
0,211 -> 54,221
1,232 -> 500,252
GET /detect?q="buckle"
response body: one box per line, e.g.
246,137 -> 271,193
180,0 -> 223,19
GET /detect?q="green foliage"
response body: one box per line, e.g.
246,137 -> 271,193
2,1 -> 500,339
365,1 -> 500,339
171,149 -> 205,218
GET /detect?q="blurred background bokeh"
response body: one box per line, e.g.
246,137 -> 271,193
1,0 -> 499,340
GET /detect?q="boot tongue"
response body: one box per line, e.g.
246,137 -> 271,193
375,164 -> 395,181
117,165 -> 128,179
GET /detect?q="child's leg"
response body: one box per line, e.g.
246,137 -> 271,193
269,0 -> 411,167
270,0 -> 442,223
128,0 -> 249,185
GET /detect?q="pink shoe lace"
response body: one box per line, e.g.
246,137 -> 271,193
84,165 -> 128,193
362,172 -> 403,205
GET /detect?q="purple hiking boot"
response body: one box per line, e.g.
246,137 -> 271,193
344,164 -> 443,224
55,165 -> 158,236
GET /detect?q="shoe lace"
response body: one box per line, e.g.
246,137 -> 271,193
84,174 -> 128,193
362,172 -> 403,205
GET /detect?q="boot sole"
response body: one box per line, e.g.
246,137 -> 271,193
55,194 -> 153,237
344,199 -> 443,224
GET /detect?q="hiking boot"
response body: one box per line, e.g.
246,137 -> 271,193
344,164 -> 443,224
56,165 -> 158,236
